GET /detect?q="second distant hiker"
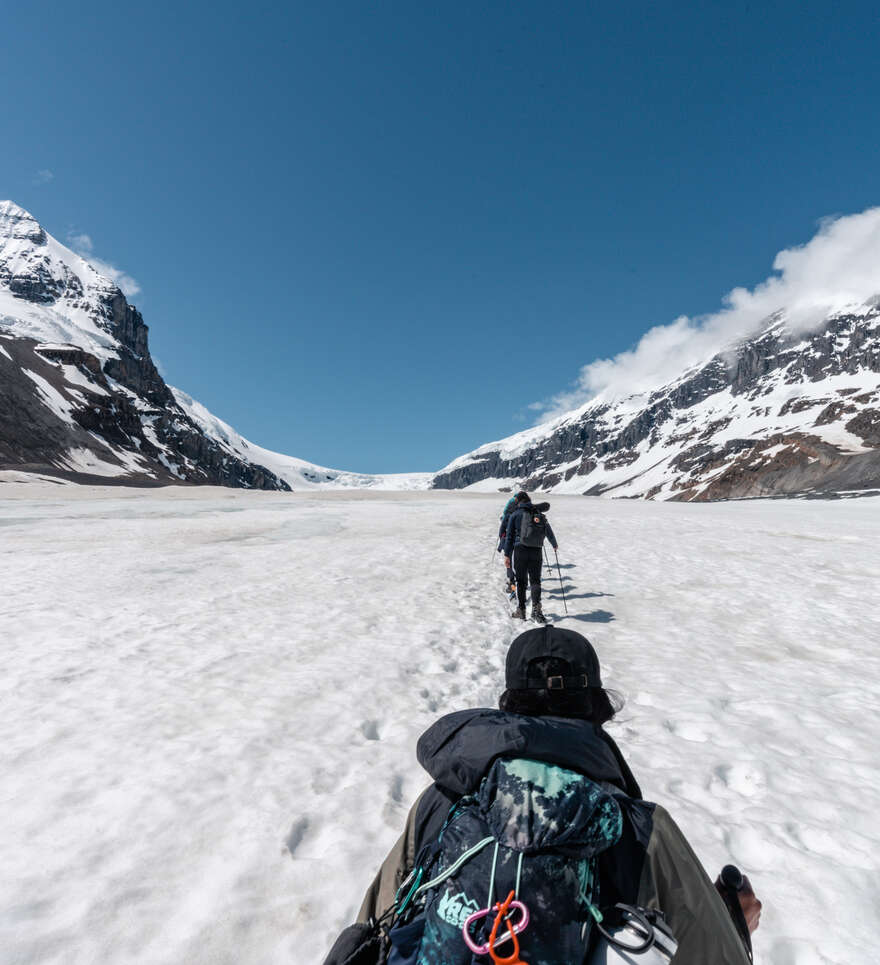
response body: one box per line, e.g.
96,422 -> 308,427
503,494 -> 557,622
498,491 -> 529,595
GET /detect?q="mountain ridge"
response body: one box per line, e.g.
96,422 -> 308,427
432,305 -> 880,499
3,200 -> 879,499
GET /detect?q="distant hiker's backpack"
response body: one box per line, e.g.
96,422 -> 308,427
386,758 -> 623,965
519,505 -> 548,548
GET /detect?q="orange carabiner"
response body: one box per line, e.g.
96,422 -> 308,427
488,891 -> 526,965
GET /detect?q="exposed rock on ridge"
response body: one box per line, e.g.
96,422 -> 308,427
433,307 -> 880,500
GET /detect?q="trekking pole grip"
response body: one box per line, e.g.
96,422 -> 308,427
716,865 -> 753,963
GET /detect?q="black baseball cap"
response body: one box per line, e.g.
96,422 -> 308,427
505,626 -> 602,691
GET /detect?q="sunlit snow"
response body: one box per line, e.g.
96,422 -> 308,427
1,485 -> 878,964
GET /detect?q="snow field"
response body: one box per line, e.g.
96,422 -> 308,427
1,486 -> 878,964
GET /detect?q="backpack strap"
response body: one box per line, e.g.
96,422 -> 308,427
412,835 -> 496,898
395,795 -> 489,916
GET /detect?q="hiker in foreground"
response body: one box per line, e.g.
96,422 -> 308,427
324,627 -> 761,965
503,492 -> 557,622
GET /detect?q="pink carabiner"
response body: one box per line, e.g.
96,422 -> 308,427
462,897 -> 530,955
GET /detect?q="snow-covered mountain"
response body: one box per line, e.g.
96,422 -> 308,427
433,306 -> 880,499
5,199 -> 879,500
0,201 -> 430,490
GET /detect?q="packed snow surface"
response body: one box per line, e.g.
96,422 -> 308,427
1,486 -> 878,964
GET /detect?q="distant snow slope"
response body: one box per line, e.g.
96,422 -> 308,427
1,486 -> 878,964
172,388 -> 432,491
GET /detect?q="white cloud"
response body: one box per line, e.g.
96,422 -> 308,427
87,257 -> 142,298
68,232 -> 93,252
67,231 -> 141,298
33,169 -> 54,185
531,207 -> 880,422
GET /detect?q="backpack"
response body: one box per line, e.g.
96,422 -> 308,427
386,757 -> 623,965
519,505 -> 549,548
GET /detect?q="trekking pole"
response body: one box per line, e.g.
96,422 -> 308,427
543,545 -> 553,572
553,547 -> 568,615
716,865 -> 754,963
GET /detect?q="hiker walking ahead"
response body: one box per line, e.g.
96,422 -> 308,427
503,493 -> 557,622
498,491 -> 529,595
323,627 -> 760,965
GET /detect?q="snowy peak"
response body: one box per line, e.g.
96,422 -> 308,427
0,200 -> 128,366
0,200 -> 46,244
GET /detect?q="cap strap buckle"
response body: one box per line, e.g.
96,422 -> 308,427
546,673 -> 588,691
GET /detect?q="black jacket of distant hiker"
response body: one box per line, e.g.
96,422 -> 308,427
503,502 -> 557,558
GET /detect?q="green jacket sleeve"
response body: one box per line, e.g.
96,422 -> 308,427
638,805 -> 751,964
356,793 -> 423,923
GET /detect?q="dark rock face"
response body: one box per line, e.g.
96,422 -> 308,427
102,298 -> 175,408
433,309 -> 880,500
0,335 -> 154,478
1,332 -> 290,489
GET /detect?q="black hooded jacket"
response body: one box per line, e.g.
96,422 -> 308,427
503,502 -> 557,557
414,708 -> 640,831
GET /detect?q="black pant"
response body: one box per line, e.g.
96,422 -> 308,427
505,559 -> 516,586
513,545 -> 543,609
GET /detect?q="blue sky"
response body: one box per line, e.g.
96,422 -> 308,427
3,1 -> 879,472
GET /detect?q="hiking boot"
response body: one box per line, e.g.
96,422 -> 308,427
531,604 -> 547,624
511,606 -> 526,620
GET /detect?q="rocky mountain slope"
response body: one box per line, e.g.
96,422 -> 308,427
0,201 -> 429,490
0,201 -> 293,487
433,306 -> 880,500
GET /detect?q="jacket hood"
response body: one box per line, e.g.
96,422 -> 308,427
416,708 -> 633,797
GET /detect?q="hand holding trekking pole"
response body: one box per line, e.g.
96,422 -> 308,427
714,865 -> 760,961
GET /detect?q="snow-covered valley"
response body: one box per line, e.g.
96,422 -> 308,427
1,485 -> 878,964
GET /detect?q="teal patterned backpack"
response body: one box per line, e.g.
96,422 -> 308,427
388,757 -> 623,965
